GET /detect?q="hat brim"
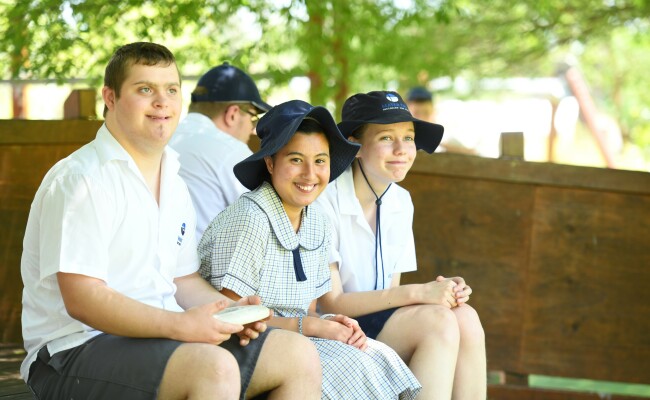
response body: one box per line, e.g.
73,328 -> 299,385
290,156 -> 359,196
338,116 -> 444,154
235,106 -> 360,191
251,100 -> 272,113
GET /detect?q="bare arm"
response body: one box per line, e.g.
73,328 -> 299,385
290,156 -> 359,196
57,272 -> 242,344
175,275 -> 269,345
174,272 -> 236,309
318,263 -> 458,317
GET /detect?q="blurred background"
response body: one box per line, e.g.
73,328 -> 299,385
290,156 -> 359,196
2,0 -> 649,170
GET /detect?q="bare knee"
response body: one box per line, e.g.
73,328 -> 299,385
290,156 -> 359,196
247,330 -> 321,398
454,304 -> 485,346
159,343 -> 240,400
272,330 -> 321,384
418,304 -> 461,346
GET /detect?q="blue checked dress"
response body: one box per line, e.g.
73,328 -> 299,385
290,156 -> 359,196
199,182 -> 421,399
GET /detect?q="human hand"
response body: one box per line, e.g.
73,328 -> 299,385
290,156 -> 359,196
311,317 -> 354,344
233,296 -> 272,346
325,314 -> 368,351
436,276 -> 472,306
180,300 -> 244,344
420,278 -> 457,308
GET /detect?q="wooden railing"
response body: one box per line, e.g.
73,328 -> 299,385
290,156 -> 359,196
1,118 -> 649,399
400,151 -> 650,398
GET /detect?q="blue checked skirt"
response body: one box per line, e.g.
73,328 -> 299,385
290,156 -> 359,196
310,336 -> 421,399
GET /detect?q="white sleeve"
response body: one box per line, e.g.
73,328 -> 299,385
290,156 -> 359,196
39,174 -> 112,281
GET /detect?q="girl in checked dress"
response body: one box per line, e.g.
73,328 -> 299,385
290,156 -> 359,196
199,99 -> 421,399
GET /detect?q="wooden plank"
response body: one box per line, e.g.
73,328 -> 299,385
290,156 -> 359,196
411,152 -> 650,195
0,120 -> 100,145
400,173 -> 535,373
0,143 -> 89,342
0,344 -> 30,399
499,132 -> 524,160
522,187 -> 650,384
63,89 -> 97,120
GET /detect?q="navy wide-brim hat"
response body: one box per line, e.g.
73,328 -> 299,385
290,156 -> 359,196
234,100 -> 361,191
337,91 -> 444,153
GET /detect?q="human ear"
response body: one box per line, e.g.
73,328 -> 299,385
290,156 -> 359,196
102,86 -> 116,111
224,105 -> 240,128
264,156 -> 274,175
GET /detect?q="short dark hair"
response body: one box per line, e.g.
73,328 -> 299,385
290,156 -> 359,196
297,117 -> 325,135
103,42 -> 178,116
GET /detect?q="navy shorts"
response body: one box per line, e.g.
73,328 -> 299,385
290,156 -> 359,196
355,307 -> 399,339
27,330 -> 271,400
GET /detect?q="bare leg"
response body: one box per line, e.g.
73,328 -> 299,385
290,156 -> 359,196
451,304 -> 486,400
245,329 -> 322,400
377,304 -> 460,400
158,343 -> 240,400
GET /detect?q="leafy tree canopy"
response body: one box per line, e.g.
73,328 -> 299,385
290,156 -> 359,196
1,0 -> 650,152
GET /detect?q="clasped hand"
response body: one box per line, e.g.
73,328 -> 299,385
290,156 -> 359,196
320,314 -> 368,351
421,275 -> 473,308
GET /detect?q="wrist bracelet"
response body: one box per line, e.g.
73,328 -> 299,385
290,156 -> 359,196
320,313 -> 336,320
298,315 -> 304,335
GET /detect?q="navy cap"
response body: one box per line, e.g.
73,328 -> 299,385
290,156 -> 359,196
406,86 -> 433,102
191,63 -> 271,113
338,91 -> 443,154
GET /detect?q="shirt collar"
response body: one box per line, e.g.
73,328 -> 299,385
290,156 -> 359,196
336,166 -> 405,216
94,123 -> 180,175
243,182 -> 325,251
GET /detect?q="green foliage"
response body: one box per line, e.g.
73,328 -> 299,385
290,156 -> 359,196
577,23 -> 650,153
1,0 -> 650,152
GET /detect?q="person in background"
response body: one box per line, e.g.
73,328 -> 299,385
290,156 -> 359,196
199,99 -> 422,399
20,42 -> 321,400
316,90 -> 487,400
406,86 -> 436,122
170,63 -> 271,239
406,86 -> 476,155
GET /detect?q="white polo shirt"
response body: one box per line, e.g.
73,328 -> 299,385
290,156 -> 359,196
20,124 -> 199,380
170,113 -> 252,239
315,167 -> 417,292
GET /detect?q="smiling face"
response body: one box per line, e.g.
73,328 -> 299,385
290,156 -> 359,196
102,61 -> 182,158
264,131 -> 330,224
351,121 -> 417,187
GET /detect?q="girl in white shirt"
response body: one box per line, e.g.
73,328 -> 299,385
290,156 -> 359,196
316,91 -> 487,400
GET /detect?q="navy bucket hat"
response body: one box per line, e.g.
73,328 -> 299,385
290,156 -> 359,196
234,100 -> 361,190
337,91 -> 444,153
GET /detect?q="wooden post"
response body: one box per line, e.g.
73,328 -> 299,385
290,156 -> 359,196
548,98 -> 559,162
11,83 -> 25,119
63,89 -> 97,120
499,131 -> 524,160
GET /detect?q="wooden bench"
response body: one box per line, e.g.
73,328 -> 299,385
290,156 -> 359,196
0,344 -> 31,399
1,120 -> 649,399
400,151 -> 650,399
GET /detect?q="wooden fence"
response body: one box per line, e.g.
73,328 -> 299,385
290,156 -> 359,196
400,151 -> 650,398
1,119 -> 649,399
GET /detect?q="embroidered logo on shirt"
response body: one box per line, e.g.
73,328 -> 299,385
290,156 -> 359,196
177,222 -> 186,245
